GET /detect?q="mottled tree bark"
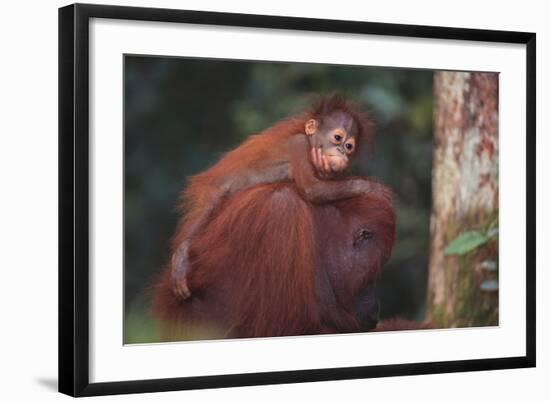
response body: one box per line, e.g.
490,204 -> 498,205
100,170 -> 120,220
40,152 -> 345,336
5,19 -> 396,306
427,71 -> 499,328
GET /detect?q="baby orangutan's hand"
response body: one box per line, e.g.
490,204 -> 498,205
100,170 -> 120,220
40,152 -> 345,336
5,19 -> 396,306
310,147 -> 333,179
171,240 -> 192,300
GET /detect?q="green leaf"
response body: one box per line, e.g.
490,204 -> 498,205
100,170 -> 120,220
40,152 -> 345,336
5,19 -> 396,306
444,231 -> 489,256
480,260 -> 498,271
480,280 -> 499,292
487,226 -> 499,238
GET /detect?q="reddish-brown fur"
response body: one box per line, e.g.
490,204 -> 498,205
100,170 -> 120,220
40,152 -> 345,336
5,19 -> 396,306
152,181 -> 396,340
171,94 -> 374,248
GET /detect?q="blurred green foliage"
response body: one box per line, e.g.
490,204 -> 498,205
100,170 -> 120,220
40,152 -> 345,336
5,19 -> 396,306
124,55 -> 433,343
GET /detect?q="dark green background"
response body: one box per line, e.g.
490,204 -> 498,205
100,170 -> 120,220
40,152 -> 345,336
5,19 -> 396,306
124,55 -> 433,343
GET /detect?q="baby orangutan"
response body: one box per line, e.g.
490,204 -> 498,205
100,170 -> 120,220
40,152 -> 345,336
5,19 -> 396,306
170,93 -> 383,299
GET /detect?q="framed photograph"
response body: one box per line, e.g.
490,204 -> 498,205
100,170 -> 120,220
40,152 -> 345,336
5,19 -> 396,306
58,3 -> 536,397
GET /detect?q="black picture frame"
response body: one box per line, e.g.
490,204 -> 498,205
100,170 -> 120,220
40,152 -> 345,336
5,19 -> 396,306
58,3 -> 536,397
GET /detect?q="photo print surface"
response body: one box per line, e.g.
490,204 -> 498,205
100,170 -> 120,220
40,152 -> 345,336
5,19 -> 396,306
123,55 -> 498,344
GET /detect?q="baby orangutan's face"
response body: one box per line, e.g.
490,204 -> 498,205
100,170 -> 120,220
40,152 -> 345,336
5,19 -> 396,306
306,111 -> 358,174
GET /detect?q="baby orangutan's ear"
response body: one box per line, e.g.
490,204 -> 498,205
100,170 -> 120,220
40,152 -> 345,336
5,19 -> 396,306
305,119 -> 318,136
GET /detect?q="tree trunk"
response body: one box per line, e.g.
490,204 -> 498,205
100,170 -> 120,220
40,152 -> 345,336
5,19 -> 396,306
427,71 -> 499,328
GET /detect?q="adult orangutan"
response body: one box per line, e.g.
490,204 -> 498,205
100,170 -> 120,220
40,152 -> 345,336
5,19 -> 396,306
152,179 -> 399,340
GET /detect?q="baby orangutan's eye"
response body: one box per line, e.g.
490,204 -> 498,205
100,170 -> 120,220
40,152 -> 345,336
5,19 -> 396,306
334,134 -> 342,142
